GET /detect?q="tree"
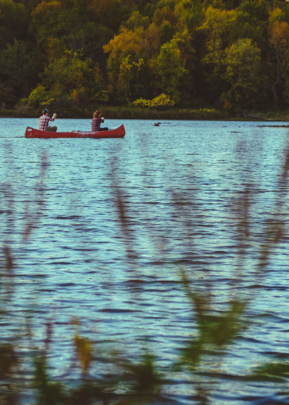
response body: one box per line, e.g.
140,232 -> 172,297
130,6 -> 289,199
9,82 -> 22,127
0,39 -> 43,106
153,6 -> 177,26
199,6 -> 237,99
30,0 -> 113,66
221,38 -> 262,109
122,10 -> 150,30
117,55 -> 146,100
30,1 -> 63,47
90,0 -> 130,32
103,27 -> 146,101
0,0 -> 28,48
27,51 -> 108,112
267,20 -> 289,107
156,39 -> 187,103
235,0 -> 269,47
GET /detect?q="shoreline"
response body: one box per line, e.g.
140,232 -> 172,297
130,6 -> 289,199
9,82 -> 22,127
1,116 -> 286,122
1,106 -> 289,121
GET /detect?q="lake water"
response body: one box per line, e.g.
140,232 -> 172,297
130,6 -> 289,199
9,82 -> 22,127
1,117 -> 289,404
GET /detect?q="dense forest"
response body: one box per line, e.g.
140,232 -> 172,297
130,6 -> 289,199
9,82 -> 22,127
1,0 -> 289,113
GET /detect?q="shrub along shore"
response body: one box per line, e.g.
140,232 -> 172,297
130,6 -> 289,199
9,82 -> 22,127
1,106 -> 289,121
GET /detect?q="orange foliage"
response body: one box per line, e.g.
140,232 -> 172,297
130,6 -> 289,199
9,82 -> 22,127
103,27 -> 143,56
269,20 -> 289,52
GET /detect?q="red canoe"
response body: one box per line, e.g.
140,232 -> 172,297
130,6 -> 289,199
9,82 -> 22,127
25,125 -> 125,139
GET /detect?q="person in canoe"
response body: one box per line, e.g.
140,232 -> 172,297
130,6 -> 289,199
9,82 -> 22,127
91,110 -> 108,132
39,109 -> 57,132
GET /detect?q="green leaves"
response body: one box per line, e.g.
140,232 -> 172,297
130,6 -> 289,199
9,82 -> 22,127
0,39 -> 43,106
132,93 -> 175,107
34,356 -> 64,405
222,38 -> 262,108
124,353 -> 161,392
27,50 -> 107,111
156,39 -> 187,103
0,0 -> 28,48
176,269 -> 247,369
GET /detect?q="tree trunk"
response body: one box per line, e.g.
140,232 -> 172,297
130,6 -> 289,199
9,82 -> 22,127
271,83 -> 278,109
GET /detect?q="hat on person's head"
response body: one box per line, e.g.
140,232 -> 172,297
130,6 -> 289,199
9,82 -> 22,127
44,109 -> 49,113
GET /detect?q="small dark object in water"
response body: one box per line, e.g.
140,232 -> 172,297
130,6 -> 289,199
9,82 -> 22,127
154,122 -> 161,126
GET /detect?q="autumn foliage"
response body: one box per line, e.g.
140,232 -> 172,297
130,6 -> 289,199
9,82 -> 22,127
1,0 -> 289,111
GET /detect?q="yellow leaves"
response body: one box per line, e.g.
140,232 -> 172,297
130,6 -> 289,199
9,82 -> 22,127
200,6 -> 238,67
39,97 -> 55,106
102,0 -> 192,101
74,334 -> 93,374
174,2 -> 185,18
269,8 -> 284,25
103,28 -> 143,56
173,28 -> 193,62
119,57 -> 144,77
27,85 -> 47,106
174,1 -> 194,27
269,21 -> 289,52
31,0 -> 62,17
104,27 -> 147,90
152,93 -> 175,107
200,6 -> 236,36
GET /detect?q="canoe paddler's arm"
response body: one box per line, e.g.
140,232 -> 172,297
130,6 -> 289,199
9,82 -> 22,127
52,113 -> 57,121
